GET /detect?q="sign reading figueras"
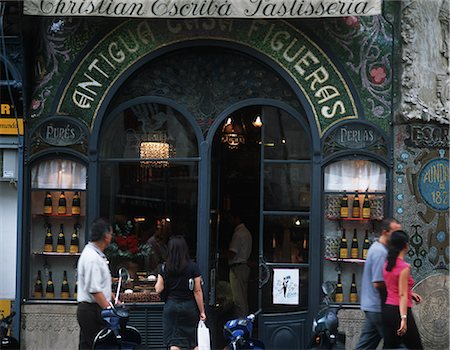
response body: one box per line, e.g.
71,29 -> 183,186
418,157 -> 449,212
24,0 -> 382,18
57,19 -> 358,135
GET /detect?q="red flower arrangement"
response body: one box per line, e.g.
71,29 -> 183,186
105,220 -> 151,260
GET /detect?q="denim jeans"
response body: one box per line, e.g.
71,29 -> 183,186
355,311 -> 384,350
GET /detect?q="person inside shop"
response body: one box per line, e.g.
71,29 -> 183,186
146,217 -> 171,273
227,209 -> 252,318
355,217 -> 402,350
155,235 -> 206,350
76,217 -> 114,350
382,230 -> 423,349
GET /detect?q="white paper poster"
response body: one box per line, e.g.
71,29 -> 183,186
273,268 -> 299,305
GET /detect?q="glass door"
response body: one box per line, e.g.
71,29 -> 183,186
209,104 -> 312,349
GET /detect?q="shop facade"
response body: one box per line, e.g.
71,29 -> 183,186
4,0 -> 448,349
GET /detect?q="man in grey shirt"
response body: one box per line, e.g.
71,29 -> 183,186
355,218 -> 401,350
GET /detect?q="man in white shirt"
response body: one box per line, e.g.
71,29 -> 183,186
228,211 -> 252,318
77,218 -> 113,350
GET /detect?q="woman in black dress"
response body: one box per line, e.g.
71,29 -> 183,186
155,235 -> 206,350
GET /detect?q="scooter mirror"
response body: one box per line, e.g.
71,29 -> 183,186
118,267 -> 130,283
322,281 -> 335,296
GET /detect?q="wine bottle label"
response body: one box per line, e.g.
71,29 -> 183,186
352,207 -> 360,218
362,208 -> 371,219
61,292 -> 70,299
57,206 -> 66,215
335,293 -> 344,303
56,244 -> 65,253
70,244 -> 79,253
362,249 -> 369,260
44,244 -> 53,252
351,248 -> 359,259
34,291 -> 42,298
350,293 -> 358,303
339,248 -> 348,259
340,207 -> 348,218
44,206 -> 52,215
46,292 -> 54,298
71,206 -> 81,215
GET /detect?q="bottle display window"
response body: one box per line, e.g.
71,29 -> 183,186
323,160 -> 387,305
29,159 -> 87,301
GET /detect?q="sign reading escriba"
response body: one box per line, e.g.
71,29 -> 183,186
24,0 -> 382,18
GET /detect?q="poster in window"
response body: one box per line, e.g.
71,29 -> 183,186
273,268 -> 299,305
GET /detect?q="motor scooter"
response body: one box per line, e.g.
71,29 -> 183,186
309,282 -> 345,350
223,310 -> 265,350
93,268 -> 141,350
0,311 -> 19,349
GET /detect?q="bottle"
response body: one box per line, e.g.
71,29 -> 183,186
335,272 -> 344,303
350,273 -> 358,303
362,230 -> 371,259
74,280 -> 78,300
33,270 -> 43,298
61,270 -> 70,299
70,224 -> 79,253
352,190 -> 360,218
57,191 -> 67,215
339,229 -> 348,259
71,192 -> 81,215
351,229 -> 359,259
46,271 -> 55,298
362,190 -> 371,219
43,192 -> 53,215
56,224 -> 66,253
43,223 -> 53,252
340,191 -> 349,219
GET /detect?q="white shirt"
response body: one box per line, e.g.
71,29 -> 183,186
229,223 -> 252,265
77,242 -> 112,304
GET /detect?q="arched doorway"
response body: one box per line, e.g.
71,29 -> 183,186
209,103 -> 312,349
93,45 -> 320,348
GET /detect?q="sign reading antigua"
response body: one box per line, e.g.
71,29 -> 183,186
24,0 -> 382,18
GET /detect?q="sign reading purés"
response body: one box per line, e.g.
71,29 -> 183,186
24,0 -> 382,18
39,118 -> 84,146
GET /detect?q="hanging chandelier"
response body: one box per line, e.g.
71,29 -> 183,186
139,132 -> 175,167
221,117 -> 246,149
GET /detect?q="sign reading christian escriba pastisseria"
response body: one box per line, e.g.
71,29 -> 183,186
24,0 -> 381,18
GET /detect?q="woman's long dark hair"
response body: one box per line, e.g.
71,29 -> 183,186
386,230 -> 409,272
166,235 -> 190,274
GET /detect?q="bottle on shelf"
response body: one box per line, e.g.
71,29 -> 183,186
57,191 -> 67,215
71,192 -> 81,215
362,190 -> 371,219
74,280 -> 78,300
362,230 -> 371,259
340,191 -> 349,219
335,272 -> 344,303
349,273 -> 358,303
46,271 -> 55,298
43,192 -> 53,215
33,270 -> 43,298
352,190 -> 360,218
70,224 -> 79,253
61,270 -> 70,299
339,229 -> 348,259
43,223 -> 53,252
351,229 -> 359,259
56,224 -> 66,253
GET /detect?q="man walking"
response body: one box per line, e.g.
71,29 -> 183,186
355,218 -> 401,350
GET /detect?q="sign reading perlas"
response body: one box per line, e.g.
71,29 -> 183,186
24,0 -> 382,18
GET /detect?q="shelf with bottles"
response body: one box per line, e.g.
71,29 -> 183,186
325,257 -> 365,264
324,267 -> 362,305
32,251 -> 81,256
30,268 -> 78,301
32,190 -> 85,217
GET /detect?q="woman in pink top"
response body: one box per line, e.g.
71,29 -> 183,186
382,230 -> 423,349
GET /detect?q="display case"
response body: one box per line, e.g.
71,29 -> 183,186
28,158 -> 87,301
322,159 -> 387,305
